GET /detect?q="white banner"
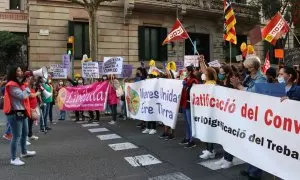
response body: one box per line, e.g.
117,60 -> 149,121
208,60 -> 221,68
184,55 -> 199,67
191,85 -> 300,180
82,62 -> 100,78
52,68 -> 67,79
125,79 -> 183,129
103,57 -> 123,74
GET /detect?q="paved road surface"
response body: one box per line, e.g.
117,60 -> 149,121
0,108 -> 277,180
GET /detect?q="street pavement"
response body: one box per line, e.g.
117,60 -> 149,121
0,108 -> 277,180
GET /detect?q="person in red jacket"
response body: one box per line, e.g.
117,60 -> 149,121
179,65 -> 199,148
27,77 -> 39,141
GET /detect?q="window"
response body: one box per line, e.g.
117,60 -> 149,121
10,0 -> 20,10
223,35 -> 247,62
138,26 -> 167,61
232,0 -> 247,4
68,21 -> 90,60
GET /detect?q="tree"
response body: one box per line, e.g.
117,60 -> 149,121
70,0 -> 117,61
0,31 -> 25,74
250,0 -> 300,46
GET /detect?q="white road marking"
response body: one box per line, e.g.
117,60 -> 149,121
76,121 -> 86,124
82,123 -> 99,127
124,154 -> 162,167
88,128 -> 109,133
97,134 -> 121,140
149,172 -> 192,180
108,142 -> 138,151
198,157 -> 245,170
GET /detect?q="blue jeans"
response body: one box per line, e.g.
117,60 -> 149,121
40,103 -> 50,129
5,120 -> 11,135
182,108 -> 192,142
7,114 -> 28,160
59,111 -> 66,120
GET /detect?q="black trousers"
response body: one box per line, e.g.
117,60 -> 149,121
206,143 -> 214,153
28,119 -> 34,137
75,111 -> 84,121
147,121 -> 156,129
110,104 -> 117,121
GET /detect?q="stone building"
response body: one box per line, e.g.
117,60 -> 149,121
1,0 -> 298,73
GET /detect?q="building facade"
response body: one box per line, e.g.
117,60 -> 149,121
1,0 -> 297,73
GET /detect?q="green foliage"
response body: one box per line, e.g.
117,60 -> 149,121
0,31 -> 24,66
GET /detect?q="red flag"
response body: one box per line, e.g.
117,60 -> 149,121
262,51 -> 270,74
262,13 -> 289,45
162,19 -> 189,45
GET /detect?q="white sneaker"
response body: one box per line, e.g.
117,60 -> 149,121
30,135 -> 39,141
215,157 -> 226,165
108,120 -> 116,125
21,150 -> 36,158
199,150 -> 216,159
142,129 -> 150,134
10,158 -> 25,166
26,141 -> 31,146
123,116 -> 127,121
221,160 -> 233,169
149,129 -> 157,135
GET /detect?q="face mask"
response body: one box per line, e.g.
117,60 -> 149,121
17,77 -> 23,83
183,71 -> 187,77
43,78 -> 47,83
59,82 -> 63,85
48,80 -> 52,83
103,77 -> 107,80
218,73 -> 225,81
201,74 -> 206,81
245,69 -> 251,75
136,73 -> 141,77
78,80 -> 83,84
278,76 -> 285,84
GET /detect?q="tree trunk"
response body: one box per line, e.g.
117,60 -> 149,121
89,8 -> 98,61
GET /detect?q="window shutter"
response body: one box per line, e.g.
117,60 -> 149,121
68,21 -> 74,36
138,26 -> 145,61
159,27 -> 168,62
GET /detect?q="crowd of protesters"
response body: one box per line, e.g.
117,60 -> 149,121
1,54 -> 300,180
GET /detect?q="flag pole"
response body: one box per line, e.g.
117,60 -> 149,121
229,42 -> 232,66
176,18 -> 207,70
287,23 -> 300,46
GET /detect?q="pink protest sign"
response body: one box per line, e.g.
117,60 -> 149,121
57,81 -> 109,111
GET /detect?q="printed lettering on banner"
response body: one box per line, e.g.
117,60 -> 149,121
52,68 -> 67,79
208,60 -> 221,68
49,64 -> 63,73
169,27 -> 184,40
190,85 -> 300,180
62,54 -> 70,71
125,78 -> 183,129
184,56 -> 199,67
82,62 -> 100,78
266,19 -> 286,42
103,57 -> 123,74
57,81 -> 109,111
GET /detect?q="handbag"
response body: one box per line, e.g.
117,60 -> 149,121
116,86 -> 124,98
31,108 -> 40,121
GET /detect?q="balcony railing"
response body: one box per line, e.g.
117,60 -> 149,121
0,12 -> 28,21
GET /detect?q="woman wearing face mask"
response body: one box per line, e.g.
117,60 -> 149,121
279,66 -> 300,101
67,75 -> 85,121
199,67 -> 218,159
39,77 -> 53,132
179,66 -> 199,148
107,74 -> 120,125
4,66 -> 40,166
230,56 -> 266,180
56,80 -> 66,121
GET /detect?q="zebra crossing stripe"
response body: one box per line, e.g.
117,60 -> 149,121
88,128 -> 109,133
124,154 -> 161,167
149,172 -> 192,180
108,142 -> 138,151
82,123 -> 99,127
97,134 -> 121,140
198,157 -> 244,170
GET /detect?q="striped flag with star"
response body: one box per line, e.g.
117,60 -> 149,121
224,0 -> 237,44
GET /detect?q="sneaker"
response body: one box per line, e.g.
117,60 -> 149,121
50,121 -> 57,125
3,134 -> 12,141
215,157 -> 226,165
149,129 -> 157,135
220,160 -> 233,169
21,150 -> 36,158
46,127 -> 52,131
108,120 -> 116,125
142,129 -> 150,134
184,142 -> 196,148
26,141 -> 31,146
199,150 -> 216,159
29,135 -> 39,141
159,133 -> 168,139
165,134 -> 175,141
122,116 -> 127,121
179,139 -> 189,145
10,158 -> 25,166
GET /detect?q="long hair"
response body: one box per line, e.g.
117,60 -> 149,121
7,66 -> 23,84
